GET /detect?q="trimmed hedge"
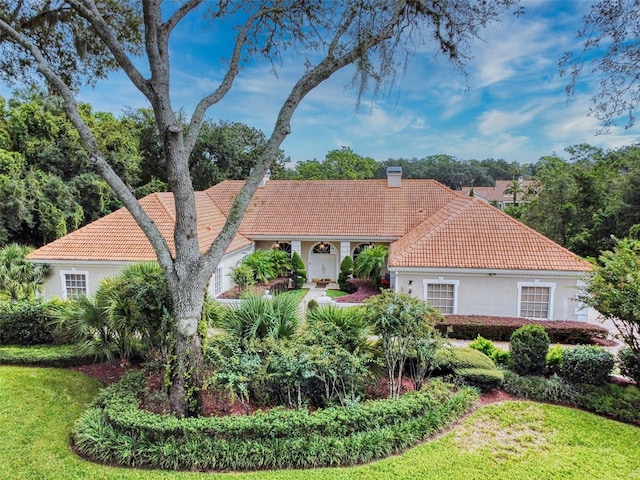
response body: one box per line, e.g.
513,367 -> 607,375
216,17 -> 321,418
561,346 -> 615,386
437,315 -> 609,344
455,368 -> 504,392
73,372 -> 479,471
0,344 -> 95,367
0,300 -> 57,346
435,347 -> 497,373
510,325 -> 549,376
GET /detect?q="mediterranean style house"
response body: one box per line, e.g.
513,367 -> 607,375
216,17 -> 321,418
28,168 -> 591,321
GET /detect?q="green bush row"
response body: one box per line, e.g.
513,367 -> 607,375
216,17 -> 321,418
437,315 -> 609,343
0,344 -> 95,367
502,371 -> 640,425
73,372 -> 479,470
0,300 -> 59,346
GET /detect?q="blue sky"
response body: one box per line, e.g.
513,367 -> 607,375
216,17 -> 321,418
4,1 -> 639,166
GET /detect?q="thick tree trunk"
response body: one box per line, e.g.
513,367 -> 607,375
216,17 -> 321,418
167,282 -> 207,417
169,327 -> 205,417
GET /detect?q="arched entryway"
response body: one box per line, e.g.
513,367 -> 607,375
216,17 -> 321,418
309,241 -> 337,281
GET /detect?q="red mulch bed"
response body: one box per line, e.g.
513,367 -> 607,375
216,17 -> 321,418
70,362 -> 515,416
334,279 -> 382,303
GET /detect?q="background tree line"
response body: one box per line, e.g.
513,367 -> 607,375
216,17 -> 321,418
0,90 -> 288,247
2,91 -> 639,262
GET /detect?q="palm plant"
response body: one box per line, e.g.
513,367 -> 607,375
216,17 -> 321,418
305,305 -> 377,355
0,243 -> 50,301
241,250 -> 277,284
266,249 -> 293,278
503,179 -> 524,205
220,292 -> 301,343
354,244 -> 388,286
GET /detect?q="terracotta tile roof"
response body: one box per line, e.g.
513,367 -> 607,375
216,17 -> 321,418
388,196 -> 591,271
206,180 -> 458,237
459,180 -> 538,203
27,192 -> 251,262
28,178 -> 590,273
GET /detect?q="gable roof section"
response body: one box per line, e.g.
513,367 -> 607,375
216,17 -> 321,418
27,192 -> 251,262
205,179 -> 458,237
388,195 -> 591,271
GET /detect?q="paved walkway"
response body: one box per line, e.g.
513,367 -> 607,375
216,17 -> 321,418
299,281 -> 339,313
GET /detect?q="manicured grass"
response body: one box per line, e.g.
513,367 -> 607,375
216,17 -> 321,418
2,366 -> 640,479
278,288 -> 308,304
0,344 -> 94,366
326,289 -> 349,299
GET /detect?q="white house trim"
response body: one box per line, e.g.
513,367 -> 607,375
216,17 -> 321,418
517,280 -> 556,320
60,269 -> 90,299
422,277 -> 460,314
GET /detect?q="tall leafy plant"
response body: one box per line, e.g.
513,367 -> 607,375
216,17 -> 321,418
354,245 -> 388,287
290,252 -> 307,289
365,290 -> 443,398
0,243 -> 50,301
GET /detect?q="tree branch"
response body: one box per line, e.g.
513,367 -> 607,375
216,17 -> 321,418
161,0 -> 205,37
65,0 -> 154,99
201,2 -> 405,275
0,16 -> 175,272
184,9 -> 264,156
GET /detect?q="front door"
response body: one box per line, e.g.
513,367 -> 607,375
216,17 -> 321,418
309,242 -> 337,281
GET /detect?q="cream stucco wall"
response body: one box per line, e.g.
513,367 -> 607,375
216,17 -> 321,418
393,269 -> 588,321
35,245 -> 255,300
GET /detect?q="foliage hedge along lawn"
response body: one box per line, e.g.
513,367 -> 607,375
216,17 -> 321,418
438,315 -> 609,344
73,372 -> 479,471
0,344 -> 95,367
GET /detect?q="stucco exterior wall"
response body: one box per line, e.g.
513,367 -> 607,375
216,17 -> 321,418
38,262 -> 129,299
36,245 -> 255,300
393,269 -> 588,321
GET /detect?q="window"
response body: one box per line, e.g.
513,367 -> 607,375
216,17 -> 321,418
423,279 -> 458,314
518,282 -> 555,319
211,267 -> 223,297
61,271 -> 88,299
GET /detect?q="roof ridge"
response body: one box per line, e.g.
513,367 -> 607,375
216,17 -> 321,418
152,192 -> 176,223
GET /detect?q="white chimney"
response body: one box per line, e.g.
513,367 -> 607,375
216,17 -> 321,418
259,169 -> 271,188
387,166 -> 402,187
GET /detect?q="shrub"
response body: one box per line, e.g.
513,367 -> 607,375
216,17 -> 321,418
618,348 -> 640,384
455,368 -> 504,391
509,325 -> 549,376
0,300 -> 56,346
0,344 -> 95,366
502,371 -> 579,404
338,256 -> 354,292
435,347 -> 496,374
468,335 -> 509,366
73,374 -> 479,471
290,252 -> 306,289
307,298 -> 319,311
365,290 -> 443,398
437,315 -> 609,344
546,343 -> 564,374
560,345 -> 614,386
229,264 -> 256,292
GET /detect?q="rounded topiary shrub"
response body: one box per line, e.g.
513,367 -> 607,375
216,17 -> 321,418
560,345 -> 614,386
618,348 -> 640,384
509,324 -> 549,376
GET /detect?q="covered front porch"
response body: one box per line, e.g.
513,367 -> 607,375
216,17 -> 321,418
253,239 -> 391,283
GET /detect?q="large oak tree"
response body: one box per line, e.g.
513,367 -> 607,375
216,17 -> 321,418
0,0 -> 517,417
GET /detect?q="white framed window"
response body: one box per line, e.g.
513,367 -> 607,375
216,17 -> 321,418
60,270 -> 89,299
423,278 -> 459,314
211,266 -> 223,297
517,281 -> 555,319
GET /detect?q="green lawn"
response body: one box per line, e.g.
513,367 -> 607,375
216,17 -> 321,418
2,366 -> 640,479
